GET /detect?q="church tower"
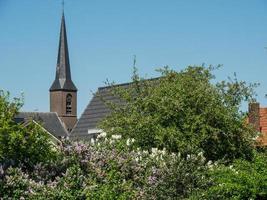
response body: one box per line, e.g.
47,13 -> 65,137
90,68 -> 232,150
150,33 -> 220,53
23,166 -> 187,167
50,12 -> 77,132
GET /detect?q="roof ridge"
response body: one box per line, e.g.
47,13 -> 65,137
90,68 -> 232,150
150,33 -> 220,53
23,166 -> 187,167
19,111 -> 56,114
98,77 -> 160,90
54,112 -> 69,135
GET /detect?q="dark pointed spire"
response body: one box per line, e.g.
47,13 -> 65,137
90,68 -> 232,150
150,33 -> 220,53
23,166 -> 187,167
50,12 -> 77,92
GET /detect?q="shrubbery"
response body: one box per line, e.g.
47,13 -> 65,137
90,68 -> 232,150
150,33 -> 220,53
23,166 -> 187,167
0,91 -> 56,169
0,135 -> 212,199
192,152 -> 267,200
1,136 -> 266,199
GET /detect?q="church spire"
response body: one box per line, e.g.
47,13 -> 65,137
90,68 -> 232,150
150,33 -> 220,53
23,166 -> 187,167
50,8 -> 78,133
50,12 -> 77,92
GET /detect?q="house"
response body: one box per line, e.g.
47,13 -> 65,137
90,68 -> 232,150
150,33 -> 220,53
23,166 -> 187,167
14,112 -> 67,144
248,102 -> 267,145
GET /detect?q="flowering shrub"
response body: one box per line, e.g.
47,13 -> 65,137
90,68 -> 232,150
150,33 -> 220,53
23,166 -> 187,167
0,134 -> 211,199
0,167 -> 35,199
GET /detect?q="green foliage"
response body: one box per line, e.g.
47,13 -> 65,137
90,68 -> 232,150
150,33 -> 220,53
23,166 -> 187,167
0,90 -> 56,168
193,152 -> 267,200
100,66 -> 258,161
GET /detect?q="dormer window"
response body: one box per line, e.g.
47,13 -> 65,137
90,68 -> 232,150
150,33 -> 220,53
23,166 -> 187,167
66,94 -> 72,114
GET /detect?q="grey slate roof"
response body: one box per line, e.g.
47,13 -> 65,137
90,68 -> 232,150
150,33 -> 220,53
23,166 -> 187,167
70,83 -> 130,138
14,112 -> 68,138
71,78 -> 160,139
50,13 -> 77,92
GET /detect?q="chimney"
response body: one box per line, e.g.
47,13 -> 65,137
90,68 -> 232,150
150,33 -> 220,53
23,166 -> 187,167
248,102 -> 260,131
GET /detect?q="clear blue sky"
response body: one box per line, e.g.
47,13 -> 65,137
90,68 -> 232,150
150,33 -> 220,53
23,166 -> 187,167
0,0 -> 267,116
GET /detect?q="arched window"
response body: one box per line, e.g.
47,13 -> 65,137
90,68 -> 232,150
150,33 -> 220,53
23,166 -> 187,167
66,94 -> 72,114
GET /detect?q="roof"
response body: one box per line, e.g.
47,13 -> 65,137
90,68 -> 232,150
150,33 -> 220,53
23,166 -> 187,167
71,82 -> 131,137
71,78 -> 161,138
50,13 -> 77,92
14,112 -> 68,138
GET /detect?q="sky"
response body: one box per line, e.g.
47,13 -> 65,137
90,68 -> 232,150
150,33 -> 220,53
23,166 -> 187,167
0,0 -> 267,116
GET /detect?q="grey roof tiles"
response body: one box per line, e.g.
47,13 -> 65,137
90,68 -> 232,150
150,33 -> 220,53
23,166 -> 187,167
14,112 -> 68,138
71,83 -> 129,137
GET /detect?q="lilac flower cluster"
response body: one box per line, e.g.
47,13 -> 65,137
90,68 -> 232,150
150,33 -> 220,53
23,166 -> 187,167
0,135 -> 211,199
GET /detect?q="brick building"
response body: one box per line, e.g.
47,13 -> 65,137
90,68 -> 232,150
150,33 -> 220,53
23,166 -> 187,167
49,12 -> 78,132
248,102 -> 267,145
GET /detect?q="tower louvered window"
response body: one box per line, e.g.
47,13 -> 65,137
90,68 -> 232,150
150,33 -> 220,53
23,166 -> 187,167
66,94 -> 72,114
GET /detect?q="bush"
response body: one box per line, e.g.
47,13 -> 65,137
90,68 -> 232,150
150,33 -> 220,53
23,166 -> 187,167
0,167 -> 35,199
192,152 -> 267,200
0,90 -> 56,170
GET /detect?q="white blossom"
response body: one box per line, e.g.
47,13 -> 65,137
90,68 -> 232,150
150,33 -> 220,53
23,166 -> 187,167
111,135 -> 122,140
97,131 -> 107,138
162,148 -> 166,155
207,160 -> 213,168
90,138 -> 95,145
126,139 -> 131,146
143,150 -> 148,154
152,148 -> 158,154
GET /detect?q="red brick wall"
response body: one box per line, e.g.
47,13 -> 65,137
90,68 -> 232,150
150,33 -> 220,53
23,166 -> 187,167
248,103 -> 267,146
259,108 -> 267,145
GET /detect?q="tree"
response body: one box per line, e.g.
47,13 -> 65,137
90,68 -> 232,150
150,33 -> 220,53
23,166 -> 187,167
0,90 -> 56,169
100,66 -> 258,162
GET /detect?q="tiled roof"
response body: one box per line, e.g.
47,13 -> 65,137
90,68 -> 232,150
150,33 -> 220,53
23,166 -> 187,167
71,78 -> 160,138
71,83 -> 130,137
14,112 -> 68,138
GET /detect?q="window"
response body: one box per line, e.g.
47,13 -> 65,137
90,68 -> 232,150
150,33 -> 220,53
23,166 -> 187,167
66,94 -> 72,114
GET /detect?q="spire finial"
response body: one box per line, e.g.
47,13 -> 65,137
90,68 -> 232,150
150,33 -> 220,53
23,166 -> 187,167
62,0 -> 65,13
133,55 -> 136,68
